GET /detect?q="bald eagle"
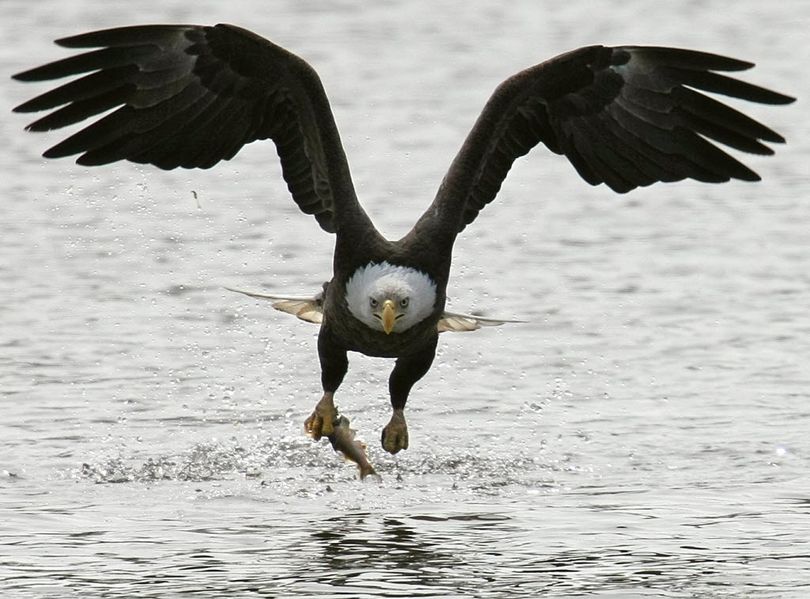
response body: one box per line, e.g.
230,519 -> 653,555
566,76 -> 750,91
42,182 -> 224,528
13,24 -> 793,459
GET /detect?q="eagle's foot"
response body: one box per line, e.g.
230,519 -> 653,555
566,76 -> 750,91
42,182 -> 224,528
304,392 -> 337,440
381,409 -> 409,454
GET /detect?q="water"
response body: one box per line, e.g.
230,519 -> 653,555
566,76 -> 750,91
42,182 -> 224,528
2,0 -> 810,597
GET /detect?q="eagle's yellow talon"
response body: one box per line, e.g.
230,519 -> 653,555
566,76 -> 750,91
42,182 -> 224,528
381,409 -> 409,454
304,392 -> 337,440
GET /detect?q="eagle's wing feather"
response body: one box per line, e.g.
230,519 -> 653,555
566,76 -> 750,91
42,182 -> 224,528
13,24 -> 371,235
225,287 -> 324,324
437,311 -> 523,333
413,45 -> 793,238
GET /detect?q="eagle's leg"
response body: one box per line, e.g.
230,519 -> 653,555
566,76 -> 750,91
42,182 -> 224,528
382,338 -> 437,454
305,329 -> 348,440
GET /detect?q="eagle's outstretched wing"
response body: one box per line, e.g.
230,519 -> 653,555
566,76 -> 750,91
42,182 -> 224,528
13,24 -> 371,235
414,45 -> 794,237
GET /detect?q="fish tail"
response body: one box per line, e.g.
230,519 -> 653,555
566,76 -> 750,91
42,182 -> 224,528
359,463 -> 379,480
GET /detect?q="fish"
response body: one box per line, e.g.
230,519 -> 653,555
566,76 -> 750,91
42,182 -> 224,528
327,415 -> 379,481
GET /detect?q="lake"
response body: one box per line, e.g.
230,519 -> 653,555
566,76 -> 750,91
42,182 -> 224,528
2,0 -> 809,597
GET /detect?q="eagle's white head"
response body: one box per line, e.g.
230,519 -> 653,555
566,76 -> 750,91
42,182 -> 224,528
345,262 -> 437,334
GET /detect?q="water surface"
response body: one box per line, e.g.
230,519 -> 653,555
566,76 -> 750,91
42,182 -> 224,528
2,1 -> 809,597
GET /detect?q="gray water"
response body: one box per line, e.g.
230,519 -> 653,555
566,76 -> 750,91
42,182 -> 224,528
2,1 -> 809,597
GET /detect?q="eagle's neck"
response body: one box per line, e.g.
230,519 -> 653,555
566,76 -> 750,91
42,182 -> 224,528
345,261 -> 437,334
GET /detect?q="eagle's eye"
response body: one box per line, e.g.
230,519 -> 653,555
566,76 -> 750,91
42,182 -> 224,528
369,297 -> 379,308
400,297 -> 409,308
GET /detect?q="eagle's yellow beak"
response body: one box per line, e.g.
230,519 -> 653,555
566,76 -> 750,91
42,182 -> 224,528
381,299 -> 397,335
